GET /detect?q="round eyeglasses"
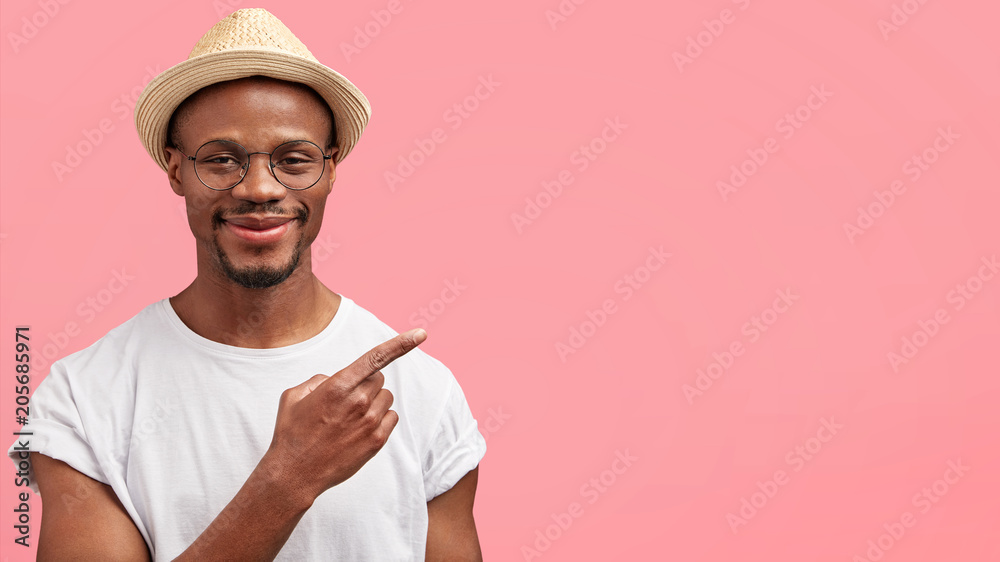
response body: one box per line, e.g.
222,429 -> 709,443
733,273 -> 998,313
177,139 -> 334,191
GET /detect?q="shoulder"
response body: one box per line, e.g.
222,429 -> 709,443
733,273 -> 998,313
338,297 -> 469,436
22,301 -> 172,492
341,297 -> 485,486
41,300 -> 169,386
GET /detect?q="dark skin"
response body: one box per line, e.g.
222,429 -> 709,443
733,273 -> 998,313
31,77 -> 482,561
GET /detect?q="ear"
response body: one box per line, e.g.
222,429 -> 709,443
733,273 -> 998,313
164,146 -> 186,196
325,148 -> 339,192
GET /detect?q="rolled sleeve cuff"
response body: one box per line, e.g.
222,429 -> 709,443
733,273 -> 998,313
8,418 -> 107,496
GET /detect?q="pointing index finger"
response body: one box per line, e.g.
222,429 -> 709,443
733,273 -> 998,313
347,328 -> 426,384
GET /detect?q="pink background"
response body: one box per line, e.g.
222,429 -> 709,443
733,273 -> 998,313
2,0 -> 999,560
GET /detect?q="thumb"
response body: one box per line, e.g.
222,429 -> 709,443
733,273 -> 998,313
301,373 -> 329,395
284,374 -> 329,402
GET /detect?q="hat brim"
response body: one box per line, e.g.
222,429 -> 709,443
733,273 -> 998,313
135,47 -> 371,171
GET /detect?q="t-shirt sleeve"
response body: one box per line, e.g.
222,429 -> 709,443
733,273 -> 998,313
7,362 -> 108,495
422,377 -> 487,501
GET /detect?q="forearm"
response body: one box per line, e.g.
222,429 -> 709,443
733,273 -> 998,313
173,455 -> 313,562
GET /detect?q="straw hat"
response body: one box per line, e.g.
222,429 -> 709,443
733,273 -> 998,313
135,8 -> 370,171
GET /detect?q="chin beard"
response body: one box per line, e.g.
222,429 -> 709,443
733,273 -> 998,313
214,238 -> 303,290
208,202 -> 311,290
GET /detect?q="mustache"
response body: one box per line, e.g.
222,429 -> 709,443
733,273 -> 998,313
211,202 -> 309,226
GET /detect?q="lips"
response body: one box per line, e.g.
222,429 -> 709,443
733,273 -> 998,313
222,215 -> 296,244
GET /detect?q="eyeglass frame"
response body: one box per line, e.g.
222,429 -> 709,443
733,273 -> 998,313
175,139 -> 336,191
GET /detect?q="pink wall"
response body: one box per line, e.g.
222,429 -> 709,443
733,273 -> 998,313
2,0 -> 998,560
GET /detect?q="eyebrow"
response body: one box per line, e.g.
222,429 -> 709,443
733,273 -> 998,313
209,137 -> 322,147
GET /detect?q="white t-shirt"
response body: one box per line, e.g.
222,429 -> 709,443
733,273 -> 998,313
8,296 -> 486,560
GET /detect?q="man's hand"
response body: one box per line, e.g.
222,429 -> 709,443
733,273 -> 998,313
262,328 -> 427,506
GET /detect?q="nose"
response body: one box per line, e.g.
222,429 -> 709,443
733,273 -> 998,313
230,152 -> 286,203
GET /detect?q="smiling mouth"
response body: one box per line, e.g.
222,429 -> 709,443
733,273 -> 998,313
224,215 -> 296,229
222,216 -> 297,243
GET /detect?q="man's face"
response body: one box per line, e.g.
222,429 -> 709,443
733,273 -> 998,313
164,77 -> 336,289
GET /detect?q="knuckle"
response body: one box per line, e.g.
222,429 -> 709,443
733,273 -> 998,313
362,408 -> 381,428
371,426 -> 390,448
351,393 -> 371,414
324,379 -> 350,399
366,347 -> 389,371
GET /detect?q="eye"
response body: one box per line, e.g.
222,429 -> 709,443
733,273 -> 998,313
196,151 -> 245,171
277,154 -> 311,165
204,155 -> 241,165
195,141 -> 247,170
273,145 -> 322,173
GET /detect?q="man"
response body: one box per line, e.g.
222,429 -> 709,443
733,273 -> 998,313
9,9 -> 486,561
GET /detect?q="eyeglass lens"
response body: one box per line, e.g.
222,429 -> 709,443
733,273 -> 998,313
193,140 -> 327,190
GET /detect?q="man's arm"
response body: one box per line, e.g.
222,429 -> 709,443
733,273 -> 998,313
32,453 -> 151,561
32,451 -> 312,562
32,329 -> 426,561
426,466 -> 483,562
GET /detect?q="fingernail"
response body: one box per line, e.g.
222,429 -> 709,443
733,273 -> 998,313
412,328 -> 427,344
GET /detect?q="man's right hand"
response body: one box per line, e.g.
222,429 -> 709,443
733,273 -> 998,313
262,328 -> 427,505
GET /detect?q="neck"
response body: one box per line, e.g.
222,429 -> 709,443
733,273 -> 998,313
169,253 -> 340,348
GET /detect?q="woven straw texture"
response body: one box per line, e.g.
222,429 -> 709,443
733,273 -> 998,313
134,8 -> 371,171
